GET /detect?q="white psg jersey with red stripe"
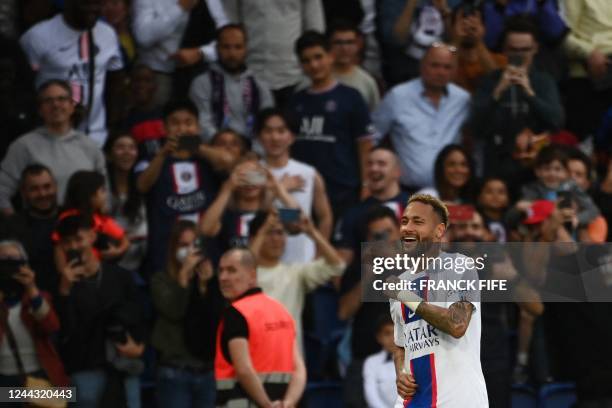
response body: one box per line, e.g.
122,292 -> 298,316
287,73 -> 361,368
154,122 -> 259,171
390,252 -> 488,408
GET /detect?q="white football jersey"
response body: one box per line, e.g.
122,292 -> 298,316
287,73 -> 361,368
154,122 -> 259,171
390,252 -> 488,407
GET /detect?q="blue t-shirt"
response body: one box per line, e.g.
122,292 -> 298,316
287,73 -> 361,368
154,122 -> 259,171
140,156 -> 218,274
288,83 -> 372,191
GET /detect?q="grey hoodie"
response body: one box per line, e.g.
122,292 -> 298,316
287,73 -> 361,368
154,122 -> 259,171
0,127 -> 106,210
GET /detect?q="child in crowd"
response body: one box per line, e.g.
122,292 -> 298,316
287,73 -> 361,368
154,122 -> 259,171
362,315 -> 397,408
56,170 -> 130,263
518,146 -> 599,232
478,177 -> 511,242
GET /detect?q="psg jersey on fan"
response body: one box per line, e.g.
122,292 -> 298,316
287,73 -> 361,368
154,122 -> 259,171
218,210 -> 257,251
390,253 -> 488,408
141,156 -> 217,272
288,83 -> 372,190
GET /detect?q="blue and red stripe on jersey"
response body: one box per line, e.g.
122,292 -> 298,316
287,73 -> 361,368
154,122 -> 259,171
403,353 -> 438,408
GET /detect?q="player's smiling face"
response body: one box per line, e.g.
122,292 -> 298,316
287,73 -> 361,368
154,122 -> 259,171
400,201 -> 445,253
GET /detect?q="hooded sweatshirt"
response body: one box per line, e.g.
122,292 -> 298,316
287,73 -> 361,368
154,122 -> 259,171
0,127 -> 106,209
188,63 -> 273,141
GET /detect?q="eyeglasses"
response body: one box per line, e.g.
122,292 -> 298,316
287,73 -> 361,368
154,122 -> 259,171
40,95 -> 72,105
431,42 -> 457,53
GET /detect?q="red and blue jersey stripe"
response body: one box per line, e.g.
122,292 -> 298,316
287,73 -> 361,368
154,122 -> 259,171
404,353 -> 438,408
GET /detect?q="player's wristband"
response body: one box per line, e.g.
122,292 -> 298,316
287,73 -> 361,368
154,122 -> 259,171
397,290 -> 423,312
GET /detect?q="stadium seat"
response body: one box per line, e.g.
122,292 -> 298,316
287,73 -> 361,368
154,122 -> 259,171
512,384 -> 538,408
539,382 -> 577,408
304,382 -> 343,408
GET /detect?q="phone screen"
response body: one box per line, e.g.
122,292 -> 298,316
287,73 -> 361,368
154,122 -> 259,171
177,135 -> 202,153
508,54 -> 524,67
557,191 -> 573,209
278,208 -> 301,223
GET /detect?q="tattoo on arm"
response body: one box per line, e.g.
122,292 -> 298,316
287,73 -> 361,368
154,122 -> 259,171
415,301 -> 474,339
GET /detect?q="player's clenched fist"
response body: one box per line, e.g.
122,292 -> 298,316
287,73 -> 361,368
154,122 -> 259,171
396,371 -> 418,398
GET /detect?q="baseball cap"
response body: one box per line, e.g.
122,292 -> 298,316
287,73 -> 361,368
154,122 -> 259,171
522,200 -> 555,225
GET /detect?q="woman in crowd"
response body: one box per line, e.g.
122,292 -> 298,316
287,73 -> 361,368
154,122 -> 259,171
477,177 -> 511,243
418,144 -> 477,204
200,156 -> 299,255
0,240 -> 69,389
105,131 -> 147,274
151,220 -> 222,408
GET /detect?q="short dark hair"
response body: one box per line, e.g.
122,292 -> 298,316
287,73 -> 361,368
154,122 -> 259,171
450,2 -> 485,24
364,206 -> 400,231
375,314 -> 394,333
63,170 -> 106,213
20,164 -> 54,186
37,79 -> 72,99
295,30 -> 330,58
211,129 -> 248,153
55,213 -> 94,240
534,145 -> 569,169
216,23 -> 247,42
566,147 -> 593,179
254,107 -> 298,135
163,99 -> 199,122
500,15 -> 539,47
407,194 -> 450,227
327,19 -> 360,38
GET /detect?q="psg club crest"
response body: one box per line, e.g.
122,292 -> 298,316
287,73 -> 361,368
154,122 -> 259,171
180,171 -> 193,183
325,100 -> 337,112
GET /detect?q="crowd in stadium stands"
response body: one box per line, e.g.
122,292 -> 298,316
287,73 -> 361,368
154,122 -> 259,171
0,0 -> 611,407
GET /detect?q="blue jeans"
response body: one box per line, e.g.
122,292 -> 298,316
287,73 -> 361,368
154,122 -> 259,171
71,369 -> 140,408
156,366 -> 216,408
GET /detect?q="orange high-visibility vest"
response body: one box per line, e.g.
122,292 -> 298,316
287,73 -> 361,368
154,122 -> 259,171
215,291 -> 296,383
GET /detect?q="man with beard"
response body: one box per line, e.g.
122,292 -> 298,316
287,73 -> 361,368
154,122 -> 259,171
20,0 -> 125,146
388,194 -> 488,407
189,24 -> 274,143
11,165 -> 61,295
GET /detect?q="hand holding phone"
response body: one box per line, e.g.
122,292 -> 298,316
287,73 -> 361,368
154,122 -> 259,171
244,170 -> 267,186
278,208 -> 301,224
177,135 -> 202,153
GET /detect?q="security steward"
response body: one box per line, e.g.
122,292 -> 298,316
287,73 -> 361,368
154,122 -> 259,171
215,248 -> 306,408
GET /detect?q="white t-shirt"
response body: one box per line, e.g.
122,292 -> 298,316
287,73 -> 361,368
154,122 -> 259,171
363,350 -> 397,408
390,252 -> 488,408
266,158 -> 317,263
20,14 -> 124,146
